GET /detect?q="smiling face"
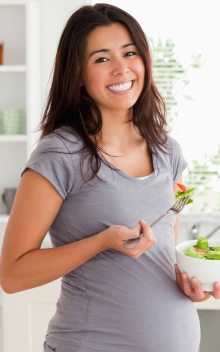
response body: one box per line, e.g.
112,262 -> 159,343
82,22 -> 145,117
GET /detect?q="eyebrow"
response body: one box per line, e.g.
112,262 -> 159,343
88,43 -> 135,58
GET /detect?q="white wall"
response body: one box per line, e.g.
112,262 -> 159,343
39,0 -> 91,108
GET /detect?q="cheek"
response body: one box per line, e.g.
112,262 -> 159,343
138,65 -> 145,84
83,70 -> 104,96
135,60 -> 145,82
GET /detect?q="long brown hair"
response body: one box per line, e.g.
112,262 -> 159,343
40,3 -> 168,176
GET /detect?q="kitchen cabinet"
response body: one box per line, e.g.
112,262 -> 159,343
0,1 -> 40,350
2,279 -> 61,352
0,0 -> 41,219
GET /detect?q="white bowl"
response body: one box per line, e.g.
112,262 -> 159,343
176,239 -> 220,291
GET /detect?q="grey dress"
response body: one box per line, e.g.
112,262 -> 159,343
24,127 -> 200,352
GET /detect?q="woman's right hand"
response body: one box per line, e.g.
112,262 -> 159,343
102,219 -> 157,258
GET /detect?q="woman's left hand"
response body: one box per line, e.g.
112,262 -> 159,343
175,264 -> 220,302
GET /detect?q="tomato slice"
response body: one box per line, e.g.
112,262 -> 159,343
176,183 -> 188,192
194,248 -> 211,253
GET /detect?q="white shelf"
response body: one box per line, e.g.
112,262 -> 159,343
0,65 -> 26,73
0,1 -> 26,5
0,215 -> 9,224
0,134 -> 27,142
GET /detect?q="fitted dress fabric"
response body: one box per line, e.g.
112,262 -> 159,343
24,127 -> 201,352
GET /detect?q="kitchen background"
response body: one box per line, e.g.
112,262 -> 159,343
0,0 -> 219,351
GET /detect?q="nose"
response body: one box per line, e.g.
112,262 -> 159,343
112,58 -> 130,76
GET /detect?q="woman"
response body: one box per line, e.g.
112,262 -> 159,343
1,3 -> 219,352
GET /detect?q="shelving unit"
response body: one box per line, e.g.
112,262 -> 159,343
0,215 -> 9,223
0,65 -> 26,72
0,2 -> 40,351
0,0 -> 41,218
0,134 -> 26,142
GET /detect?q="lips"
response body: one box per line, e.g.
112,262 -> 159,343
107,81 -> 133,92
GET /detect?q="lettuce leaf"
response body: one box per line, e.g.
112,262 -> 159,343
175,187 -> 195,204
184,246 -> 204,259
196,236 -> 209,250
183,237 -> 220,260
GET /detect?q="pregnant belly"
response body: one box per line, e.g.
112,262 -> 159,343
48,277 -> 200,352
80,286 -> 200,352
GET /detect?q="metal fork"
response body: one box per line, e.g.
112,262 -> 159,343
124,196 -> 190,249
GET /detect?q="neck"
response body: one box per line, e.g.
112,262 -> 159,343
97,122 -> 144,157
99,109 -> 134,141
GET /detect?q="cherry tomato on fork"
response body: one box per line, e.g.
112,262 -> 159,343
176,183 -> 188,192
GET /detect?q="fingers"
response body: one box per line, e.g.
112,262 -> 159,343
174,264 -> 183,287
189,277 -> 211,301
139,219 -> 156,242
125,226 -> 141,241
124,220 -> 155,243
139,219 -> 157,242
139,220 -> 157,248
175,264 -> 212,301
212,282 -> 220,299
123,220 -> 157,259
179,271 -> 195,297
133,222 -> 141,233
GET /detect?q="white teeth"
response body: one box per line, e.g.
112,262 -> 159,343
107,81 -> 132,92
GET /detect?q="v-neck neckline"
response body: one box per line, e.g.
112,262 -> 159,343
98,152 -> 158,184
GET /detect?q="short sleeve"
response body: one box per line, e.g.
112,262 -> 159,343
168,136 -> 188,184
22,133 -> 75,199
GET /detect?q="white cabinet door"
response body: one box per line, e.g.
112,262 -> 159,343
2,279 -> 61,352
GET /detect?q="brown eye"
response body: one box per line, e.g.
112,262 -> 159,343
95,57 -> 109,63
125,51 -> 136,57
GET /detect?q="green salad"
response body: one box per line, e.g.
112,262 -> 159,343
175,183 -> 195,205
183,236 -> 220,260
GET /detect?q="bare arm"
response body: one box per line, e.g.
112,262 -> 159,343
0,169 -> 156,293
0,169 -> 108,293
